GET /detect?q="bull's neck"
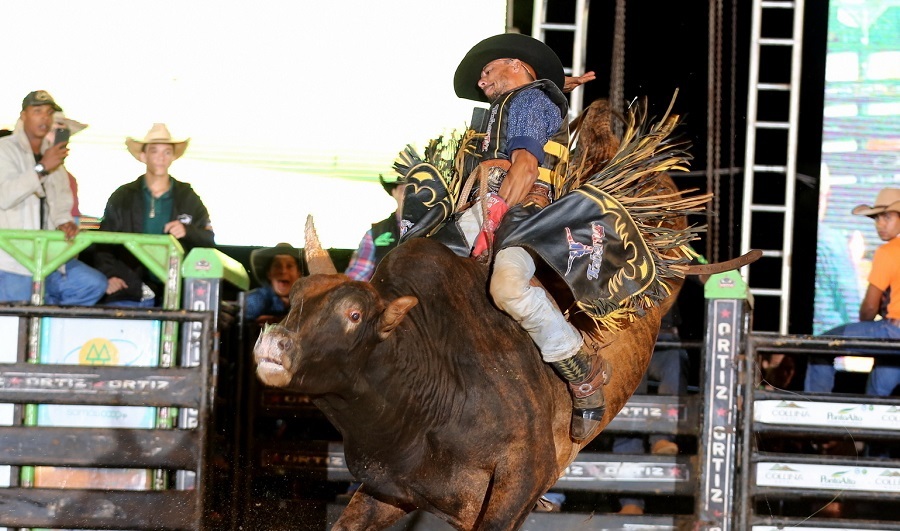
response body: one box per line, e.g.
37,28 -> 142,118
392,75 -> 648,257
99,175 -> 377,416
314,344 -> 458,450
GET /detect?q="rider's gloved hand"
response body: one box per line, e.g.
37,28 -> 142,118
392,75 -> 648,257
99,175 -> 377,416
471,192 -> 509,258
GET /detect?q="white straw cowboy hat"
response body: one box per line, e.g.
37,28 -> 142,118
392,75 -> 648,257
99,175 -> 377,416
851,188 -> 900,217
53,112 -> 87,135
126,123 -> 190,161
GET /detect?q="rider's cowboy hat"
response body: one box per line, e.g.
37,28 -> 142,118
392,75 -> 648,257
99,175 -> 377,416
454,32 -> 565,103
126,123 -> 190,161
250,243 -> 305,286
851,188 -> 900,217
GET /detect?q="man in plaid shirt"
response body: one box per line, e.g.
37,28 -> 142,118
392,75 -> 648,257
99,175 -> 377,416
344,174 -> 408,281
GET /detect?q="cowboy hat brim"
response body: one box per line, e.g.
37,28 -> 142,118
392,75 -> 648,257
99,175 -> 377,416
454,33 -> 565,103
54,112 -> 87,135
249,243 -> 304,285
852,200 -> 900,217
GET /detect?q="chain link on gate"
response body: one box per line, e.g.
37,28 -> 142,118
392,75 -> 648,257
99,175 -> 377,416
610,0 -> 626,140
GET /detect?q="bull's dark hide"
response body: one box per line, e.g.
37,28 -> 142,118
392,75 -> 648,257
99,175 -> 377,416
254,237 -> 675,530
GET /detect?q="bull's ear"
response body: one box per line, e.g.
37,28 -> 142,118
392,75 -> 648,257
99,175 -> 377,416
378,296 -> 418,340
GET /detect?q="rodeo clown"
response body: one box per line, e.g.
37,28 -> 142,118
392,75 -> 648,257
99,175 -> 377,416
396,33 -> 703,441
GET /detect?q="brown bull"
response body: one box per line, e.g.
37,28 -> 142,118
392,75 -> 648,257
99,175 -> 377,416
252,98 -> 758,529
254,231 -> 682,530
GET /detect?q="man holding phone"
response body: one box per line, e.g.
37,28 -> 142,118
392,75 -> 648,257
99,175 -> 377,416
0,90 -> 106,304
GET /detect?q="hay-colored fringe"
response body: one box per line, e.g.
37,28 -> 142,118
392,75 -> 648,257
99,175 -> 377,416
565,96 -> 710,329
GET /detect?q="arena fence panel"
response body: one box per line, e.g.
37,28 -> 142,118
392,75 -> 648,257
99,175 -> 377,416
740,334 -> 900,529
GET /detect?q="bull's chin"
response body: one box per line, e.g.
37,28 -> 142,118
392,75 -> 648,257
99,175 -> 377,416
256,361 -> 293,388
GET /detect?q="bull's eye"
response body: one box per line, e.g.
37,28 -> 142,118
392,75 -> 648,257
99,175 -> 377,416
349,310 -> 362,323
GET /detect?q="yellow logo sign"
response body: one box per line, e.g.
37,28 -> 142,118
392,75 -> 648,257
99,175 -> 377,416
79,338 -> 119,365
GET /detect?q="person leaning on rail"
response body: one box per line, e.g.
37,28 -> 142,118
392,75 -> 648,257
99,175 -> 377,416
0,90 -> 106,305
245,243 -> 305,326
88,123 -> 215,307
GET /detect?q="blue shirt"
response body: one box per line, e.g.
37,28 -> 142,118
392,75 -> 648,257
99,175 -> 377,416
506,88 -> 562,164
244,284 -> 289,322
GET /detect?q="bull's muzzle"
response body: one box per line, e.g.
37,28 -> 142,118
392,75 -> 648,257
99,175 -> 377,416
253,325 -> 295,388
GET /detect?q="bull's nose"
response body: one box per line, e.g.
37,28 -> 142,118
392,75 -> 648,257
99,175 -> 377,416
277,336 -> 293,352
253,331 -> 294,367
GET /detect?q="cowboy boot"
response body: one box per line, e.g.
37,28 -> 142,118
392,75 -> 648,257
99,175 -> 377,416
551,342 -> 612,442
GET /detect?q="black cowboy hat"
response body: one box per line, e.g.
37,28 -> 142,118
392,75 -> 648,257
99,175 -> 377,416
454,33 -> 565,103
249,243 -> 304,285
379,173 -> 407,196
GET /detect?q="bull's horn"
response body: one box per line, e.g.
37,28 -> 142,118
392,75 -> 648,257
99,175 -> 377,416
304,215 -> 337,275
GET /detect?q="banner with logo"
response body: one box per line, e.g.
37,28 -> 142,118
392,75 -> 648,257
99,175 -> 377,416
754,527 -> 870,531
757,462 -> 900,493
754,399 -> 900,431
0,315 -> 19,489
31,317 -> 161,489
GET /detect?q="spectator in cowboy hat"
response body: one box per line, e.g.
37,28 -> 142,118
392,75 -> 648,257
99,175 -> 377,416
245,243 -> 305,325
344,173 -> 409,281
89,123 -> 214,306
847,188 -> 900,395
806,187 -> 900,397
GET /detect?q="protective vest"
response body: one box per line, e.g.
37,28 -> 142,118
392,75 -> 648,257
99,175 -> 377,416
371,212 -> 401,265
464,79 -> 570,194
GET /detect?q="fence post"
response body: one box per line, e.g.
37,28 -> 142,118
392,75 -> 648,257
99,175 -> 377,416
180,247 -> 249,529
695,270 -> 750,530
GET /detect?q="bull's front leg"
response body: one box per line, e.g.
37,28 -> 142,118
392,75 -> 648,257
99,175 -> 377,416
333,485 -> 409,531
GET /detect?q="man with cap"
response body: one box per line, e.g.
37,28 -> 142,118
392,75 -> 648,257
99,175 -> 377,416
0,90 -> 106,305
344,174 -> 408,281
245,243 -> 304,325
400,33 -> 610,441
90,123 -> 214,306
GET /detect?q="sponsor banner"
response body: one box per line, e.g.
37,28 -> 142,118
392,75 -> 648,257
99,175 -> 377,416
0,315 -> 18,364
613,401 -> 686,422
0,316 -> 18,491
562,461 -> 690,483
757,462 -> 900,492
33,466 -> 152,490
0,316 -> 19,427
754,399 -> 900,430
262,449 -> 347,471
0,403 -> 12,428
697,298 -> 741,528
37,317 -> 161,429
753,528 -> 869,531
34,317 -> 161,489
262,390 -> 315,409
0,371 -> 174,393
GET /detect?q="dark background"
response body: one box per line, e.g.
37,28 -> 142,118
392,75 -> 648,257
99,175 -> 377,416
510,0 -> 830,337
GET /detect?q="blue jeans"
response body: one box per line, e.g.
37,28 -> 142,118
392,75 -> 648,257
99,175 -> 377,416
104,298 -> 156,308
805,321 -> 900,395
0,259 -> 107,306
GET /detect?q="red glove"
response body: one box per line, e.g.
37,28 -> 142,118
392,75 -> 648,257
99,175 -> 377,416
472,193 -> 509,257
